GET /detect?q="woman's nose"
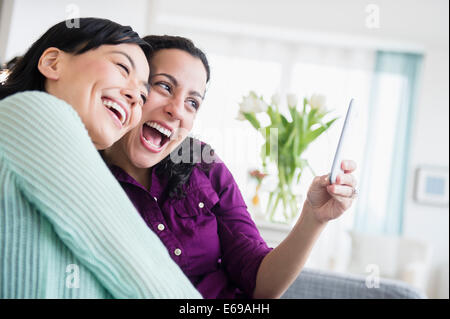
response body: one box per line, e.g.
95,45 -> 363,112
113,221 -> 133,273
121,87 -> 140,107
165,96 -> 184,120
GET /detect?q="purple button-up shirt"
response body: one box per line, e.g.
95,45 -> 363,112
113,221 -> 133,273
109,156 -> 273,299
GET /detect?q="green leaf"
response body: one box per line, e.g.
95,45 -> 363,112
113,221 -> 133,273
243,112 -> 261,130
304,118 -> 337,144
281,127 -> 297,152
266,106 -> 277,125
289,161 -> 296,185
294,133 -> 300,157
302,111 -> 308,133
267,104 -> 283,127
315,110 -> 327,122
307,108 -> 319,128
323,117 -> 338,129
297,114 -> 304,135
296,169 -> 303,185
288,106 -> 298,123
280,113 -> 289,127
294,115 -> 305,157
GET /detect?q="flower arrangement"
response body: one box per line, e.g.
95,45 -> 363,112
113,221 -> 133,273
239,91 -> 338,222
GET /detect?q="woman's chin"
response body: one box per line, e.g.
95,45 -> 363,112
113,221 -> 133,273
93,136 -> 116,150
93,125 -> 124,150
132,139 -> 184,169
134,155 -> 163,169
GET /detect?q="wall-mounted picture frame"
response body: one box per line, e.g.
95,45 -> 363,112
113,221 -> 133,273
414,166 -> 449,206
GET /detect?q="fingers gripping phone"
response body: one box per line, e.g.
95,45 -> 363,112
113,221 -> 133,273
329,98 -> 355,184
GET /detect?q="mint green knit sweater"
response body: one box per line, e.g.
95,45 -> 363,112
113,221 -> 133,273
0,91 -> 201,299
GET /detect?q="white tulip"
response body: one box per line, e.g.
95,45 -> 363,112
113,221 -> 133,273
309,94 -> 327,111
256,99 -> 269,112
271,93 -> 281,106
239,91 -> 267,113
239,95 -> 256,113
287,93 -> 298,107
235,111 -> 246,121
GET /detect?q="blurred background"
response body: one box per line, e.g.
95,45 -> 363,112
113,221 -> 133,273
1,0 -> 448,298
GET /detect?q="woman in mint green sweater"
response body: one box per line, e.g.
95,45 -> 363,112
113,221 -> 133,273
0,18 -> 201,298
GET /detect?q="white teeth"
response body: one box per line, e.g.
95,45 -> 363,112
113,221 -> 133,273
103,99 -> 126,124
143,136 -> 161,148
145,121 -> 172,138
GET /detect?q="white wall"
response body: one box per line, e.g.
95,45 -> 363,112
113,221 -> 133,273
0,0 -> 13,63
154,0 -> 448,50
2,0 -> 151,62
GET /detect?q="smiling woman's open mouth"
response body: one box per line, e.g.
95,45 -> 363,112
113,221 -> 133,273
102,98 -> 127,126
141,121 -> 172,152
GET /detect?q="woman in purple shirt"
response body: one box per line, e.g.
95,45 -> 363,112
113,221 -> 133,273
102,35 -> 358,299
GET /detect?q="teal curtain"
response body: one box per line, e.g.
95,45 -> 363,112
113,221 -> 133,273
354,51 -> 423,235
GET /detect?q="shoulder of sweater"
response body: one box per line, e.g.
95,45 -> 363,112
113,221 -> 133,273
0,90 -> 81,122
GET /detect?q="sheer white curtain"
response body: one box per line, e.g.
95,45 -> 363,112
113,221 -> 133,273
354,52 -> 423,236
152,25 -> 375,271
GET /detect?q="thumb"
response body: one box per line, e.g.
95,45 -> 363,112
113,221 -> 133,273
310,174 -> 331,191
318,174 -> 331,187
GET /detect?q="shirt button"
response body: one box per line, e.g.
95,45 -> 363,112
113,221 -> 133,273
174,248 -> 182,256
153,196 -> 158,202
157,223 -> 165,231
198,202 -> 204,208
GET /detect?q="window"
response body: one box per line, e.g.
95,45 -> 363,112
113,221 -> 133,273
193,54 -> 282,188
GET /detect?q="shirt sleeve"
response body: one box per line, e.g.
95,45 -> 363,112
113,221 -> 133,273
0,91 -> 201,299
207,155 -> 273,297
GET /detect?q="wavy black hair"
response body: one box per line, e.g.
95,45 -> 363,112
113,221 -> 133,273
143,35 -> 210,82
156,137 -> 216,199
0,17 -> 150,99
143,35 -> 214,200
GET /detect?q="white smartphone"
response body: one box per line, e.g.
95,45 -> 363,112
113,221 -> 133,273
329,98 -> 355,184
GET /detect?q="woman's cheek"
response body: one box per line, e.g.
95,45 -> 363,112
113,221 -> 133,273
81,58 -> 108,75
174,126 -> 190,141
184,117 -> 195,132
129,107 -> 142,131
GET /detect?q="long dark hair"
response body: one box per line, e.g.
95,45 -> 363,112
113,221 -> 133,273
0,17 -> 150,99
143,35 -> 214,200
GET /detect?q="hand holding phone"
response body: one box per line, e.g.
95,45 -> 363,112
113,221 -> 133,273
329,98 -> 355,184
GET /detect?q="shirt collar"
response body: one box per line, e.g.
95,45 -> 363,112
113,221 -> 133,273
108,164 -> 137,184
108,164 -> 169,198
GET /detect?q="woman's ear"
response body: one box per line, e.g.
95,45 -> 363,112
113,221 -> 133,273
37,47 -> 63,80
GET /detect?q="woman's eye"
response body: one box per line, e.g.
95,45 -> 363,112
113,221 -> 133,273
156,82 -> 171,92
117,63 -> 130,75
187,99 -> 199,110
141,94 -> 147,104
